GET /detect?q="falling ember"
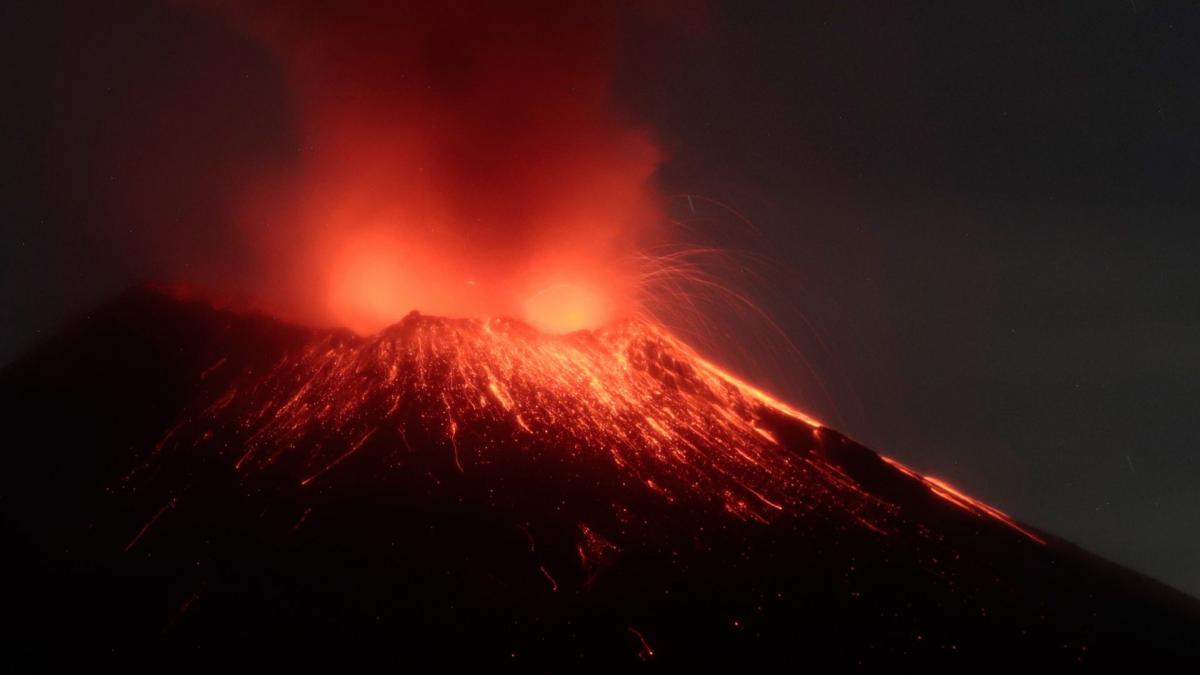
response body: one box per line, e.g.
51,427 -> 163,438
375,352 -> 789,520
539,566 -> 559,593
628,626 -> 655,660
165,592 -> 202,632
124,498 -> 176,552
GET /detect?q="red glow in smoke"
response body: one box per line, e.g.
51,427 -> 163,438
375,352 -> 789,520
203,2 -> 664,334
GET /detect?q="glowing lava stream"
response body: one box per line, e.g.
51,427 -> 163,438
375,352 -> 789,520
151,308 -> 1040,543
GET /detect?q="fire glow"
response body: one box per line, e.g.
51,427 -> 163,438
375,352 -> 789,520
202,2 -> 663,335
125,4 -> 1043,550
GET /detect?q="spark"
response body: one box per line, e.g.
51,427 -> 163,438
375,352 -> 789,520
518,523 -> 536,553
300,430 -> 376,486
165,591 -> 201,632
290,507 -> 314,533
125,498 -> 176,552
628,625 -> 655,660
539,565 -> 558,592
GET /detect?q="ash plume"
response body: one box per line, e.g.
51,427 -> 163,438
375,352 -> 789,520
194,1 -> 669,333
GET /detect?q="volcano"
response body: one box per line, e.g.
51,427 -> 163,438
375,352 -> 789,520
2,285 -> 1197,670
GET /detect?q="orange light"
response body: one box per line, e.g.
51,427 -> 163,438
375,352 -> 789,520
324,231 -> 414,335
522,283 -> 613,333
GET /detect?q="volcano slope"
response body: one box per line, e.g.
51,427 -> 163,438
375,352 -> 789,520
2,285 -> 1196,670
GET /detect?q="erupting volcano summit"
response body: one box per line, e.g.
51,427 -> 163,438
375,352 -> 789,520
2,286 -> 1198,670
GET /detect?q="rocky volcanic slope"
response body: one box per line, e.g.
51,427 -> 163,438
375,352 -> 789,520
2,285 -> 1197,670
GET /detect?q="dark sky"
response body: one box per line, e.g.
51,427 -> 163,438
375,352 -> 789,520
3,1 -> 1198,597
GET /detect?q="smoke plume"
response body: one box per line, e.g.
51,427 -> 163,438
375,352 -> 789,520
198,1 -> 666,333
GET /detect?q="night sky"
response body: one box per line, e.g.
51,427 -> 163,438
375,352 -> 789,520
3,1 -> 1198,598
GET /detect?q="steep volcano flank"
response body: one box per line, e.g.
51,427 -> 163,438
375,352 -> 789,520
159,307 -> 887,528
3,285 -> 1199,670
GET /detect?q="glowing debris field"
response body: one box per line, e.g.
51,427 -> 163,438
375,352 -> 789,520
2,286 -> 1197,670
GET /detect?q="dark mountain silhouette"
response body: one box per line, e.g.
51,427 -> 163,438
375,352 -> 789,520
2,285 -> 1196,670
